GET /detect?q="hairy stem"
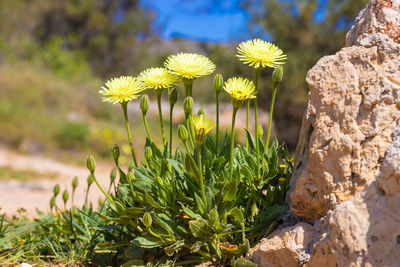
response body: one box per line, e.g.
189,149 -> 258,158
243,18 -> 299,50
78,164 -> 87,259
265,83 -> 278,150
229,107 -> 238,179
196,144 -> 207,212
254,68 -> 260,178
142,114 -> 153,143
156,91 -> 166,147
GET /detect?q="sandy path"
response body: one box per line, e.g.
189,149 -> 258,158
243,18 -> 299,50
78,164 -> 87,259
0,147 -> 113,218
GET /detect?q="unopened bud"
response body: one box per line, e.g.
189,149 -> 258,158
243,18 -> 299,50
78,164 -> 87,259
112,145 -> 120,165
62,190 -> 69,206
183,96 -> 193,115
87,174 -> 94,187
50,196 -> 56,210
144,146 -> 152,161
53,184 -> 60,197
143,212 -> 152,228
127,172 -> 135,183
72,176 -> 78,191
257,124 -> 263,138
177,124 -> 188,142
272,66 -> 283,84
86,155 -> 96,173
169,88 -> 178,106
197,108 -> 205,116
128,161 -> 135,172
110,168 -> 117,183
213,74 -> 223,94
140,95 -> 150,116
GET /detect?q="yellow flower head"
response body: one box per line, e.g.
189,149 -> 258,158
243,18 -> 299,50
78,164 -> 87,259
139,67 -> 179,90
164,53 -> 216,79
237,39 -> 286,69
99,76 -> 146,104
223,77 -> 256,102
192,113 -> 216,145
280,164 -> 287,168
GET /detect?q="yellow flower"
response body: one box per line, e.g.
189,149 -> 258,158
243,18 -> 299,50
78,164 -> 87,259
223,77 -> 256,101
139,67 -> 179,90
191,113 -> 215,145
99,76 -> 146,104
237,39 -> 286,69
164,53 -> 215,79
280,164 -> 287,168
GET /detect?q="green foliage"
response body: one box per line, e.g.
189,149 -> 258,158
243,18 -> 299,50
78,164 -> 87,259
89,134 -> 292,266
57,121 -> 90,149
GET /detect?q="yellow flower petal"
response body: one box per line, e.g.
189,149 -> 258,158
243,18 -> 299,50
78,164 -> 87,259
139,67 -> 179,90
192,113 -> 215,144
223,77 -> 256,101
99,76 -> 146,104
164,53 -> 215,79
237,39 -> 286,69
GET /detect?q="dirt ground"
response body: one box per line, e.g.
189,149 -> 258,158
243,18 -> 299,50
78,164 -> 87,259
0,146 -> 113,218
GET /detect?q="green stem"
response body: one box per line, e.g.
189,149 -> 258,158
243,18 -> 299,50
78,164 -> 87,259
216,92 -> 220,152
121,102 -> 138,167
142,114 -> 153,143
254,68 -> 260,178
246,100 -> 249,149
184,81 -> 193,97
169,104 -> 174,158
156,91 -> 166,147
186,114 -> 194,149
196,144 -> 207,212
183,140 -> 190,154
229,107 -> 238,180
90,171 -> 114,205
265,83 -> 278,150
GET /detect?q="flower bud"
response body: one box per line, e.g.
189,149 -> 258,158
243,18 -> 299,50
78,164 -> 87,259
72,176 -> 79,191
194,128 -> 206,145
177,124 -> 188,142
140,94 -> 149,115
257,124 -> 263,138
272,66 -> 283,84
110,168 -> 117,183
213,74 -> 223,94
144,146 -> 152,161
86,155 -> 96,173
87,174 -> 94,187
197,108 -> 205,116
169,88 -> 178,106
128,162 -> 135,172
62,190 -> 69,206
50,196 -> 56,210
183,96 -> 193,115
112,145 -> 120,165
53,184 -> 60,197
143,212 -> 152,228
127,172 -> 135,183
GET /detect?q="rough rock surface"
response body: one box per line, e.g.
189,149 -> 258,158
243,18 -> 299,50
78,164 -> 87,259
247,223 -> 314,267
249,0 -> 400,266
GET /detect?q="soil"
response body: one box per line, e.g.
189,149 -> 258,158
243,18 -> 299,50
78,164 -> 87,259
0,146 -> 112,218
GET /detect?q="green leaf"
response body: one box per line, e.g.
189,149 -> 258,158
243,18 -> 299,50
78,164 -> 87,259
179,203 -> 202,219
164,240 -> 185,256
121,259 -> 146,267
229,208 -> 244,225
132,236 -> 165,248
194,193 -> 205,214
233,258 -> 258,267
145,193 -> 163,209
222,180 -> 238,202
190,241 -> 205,252
189,218 -> 210,238
185,154 -> 200,182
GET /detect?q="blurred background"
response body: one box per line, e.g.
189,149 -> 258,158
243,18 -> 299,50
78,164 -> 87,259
0,0 -> 368,214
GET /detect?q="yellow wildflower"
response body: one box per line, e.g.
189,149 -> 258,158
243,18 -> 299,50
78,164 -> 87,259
164,53 -> 215,79
237,39 -> 286,69
99,76 -> 146,104
139,67 -> 179,90
223,77 -> 256,101
280,164 -> 287,168
191,113 -> 215,145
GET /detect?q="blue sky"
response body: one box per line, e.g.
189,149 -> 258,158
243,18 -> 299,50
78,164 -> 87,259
139,0 -> 327,43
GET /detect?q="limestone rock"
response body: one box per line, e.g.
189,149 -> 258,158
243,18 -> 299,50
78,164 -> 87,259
289,32 -> 400,221
346,0 -> 400,46
248,223 -> 314,267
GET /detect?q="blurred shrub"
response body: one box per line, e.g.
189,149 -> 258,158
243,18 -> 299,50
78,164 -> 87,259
56,121 -> 90,149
